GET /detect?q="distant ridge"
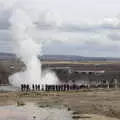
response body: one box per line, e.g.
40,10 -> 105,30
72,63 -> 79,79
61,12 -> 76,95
0,53 -> 16,60
0,53 -> 120,61
40,54 -> 120,61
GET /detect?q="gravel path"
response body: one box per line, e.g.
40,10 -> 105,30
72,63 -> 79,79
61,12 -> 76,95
0,103 -> 72,120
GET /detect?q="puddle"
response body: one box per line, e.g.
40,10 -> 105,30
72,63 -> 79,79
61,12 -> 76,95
0,103 -> 72,120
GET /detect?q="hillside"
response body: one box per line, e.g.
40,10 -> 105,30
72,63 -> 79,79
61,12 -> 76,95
0,53 -> 120,61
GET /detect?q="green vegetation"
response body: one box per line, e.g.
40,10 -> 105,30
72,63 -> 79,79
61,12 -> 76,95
17,100 -> 25,106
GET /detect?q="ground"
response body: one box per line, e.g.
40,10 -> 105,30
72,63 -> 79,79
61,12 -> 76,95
1,60 -> 120,119
0,89 -> 120,120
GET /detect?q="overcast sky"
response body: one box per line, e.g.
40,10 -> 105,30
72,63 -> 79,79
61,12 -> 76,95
1,0 -> 120,57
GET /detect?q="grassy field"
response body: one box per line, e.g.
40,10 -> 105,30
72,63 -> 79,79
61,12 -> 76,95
0,89 -> 120,119
42,61 -> 120,65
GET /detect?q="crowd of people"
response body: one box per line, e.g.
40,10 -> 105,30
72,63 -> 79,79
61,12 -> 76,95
20,84 -> 82,91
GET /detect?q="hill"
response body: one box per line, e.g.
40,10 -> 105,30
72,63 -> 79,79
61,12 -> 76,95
0,53 -> 120,61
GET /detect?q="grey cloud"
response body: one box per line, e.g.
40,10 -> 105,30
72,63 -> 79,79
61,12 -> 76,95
0,30 -> 11,40
36,20 -> 120,33
0,1 -> 120,57
42,39 -> 78,55
34,11 -> 120,33
42,39 -> 120,56
0,9 -> 12,29
76,39 -> 120,52
108,33 -> 120,41
0,21 -> 10,29
0,8 -> 120,33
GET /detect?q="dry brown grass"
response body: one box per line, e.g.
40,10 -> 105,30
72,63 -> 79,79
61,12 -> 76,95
42,61 -> 120,65
0,90 -> 120,119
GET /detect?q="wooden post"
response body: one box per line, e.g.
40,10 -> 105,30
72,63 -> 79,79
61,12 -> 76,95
100,80 -> 102,88
114,79 -> 118,89
107,80 -> 109,89
87,79 -> 90,88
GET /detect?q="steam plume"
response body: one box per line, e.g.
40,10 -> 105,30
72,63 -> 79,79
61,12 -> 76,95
7,0 -> 60,88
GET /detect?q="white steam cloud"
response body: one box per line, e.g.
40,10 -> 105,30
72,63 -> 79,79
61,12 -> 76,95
1,0 -> 60,88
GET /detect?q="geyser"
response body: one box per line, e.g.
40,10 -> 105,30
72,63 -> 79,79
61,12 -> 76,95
8,2 -> 60,88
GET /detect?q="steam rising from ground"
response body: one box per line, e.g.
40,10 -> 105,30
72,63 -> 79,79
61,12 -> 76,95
8,1 -> 60,88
